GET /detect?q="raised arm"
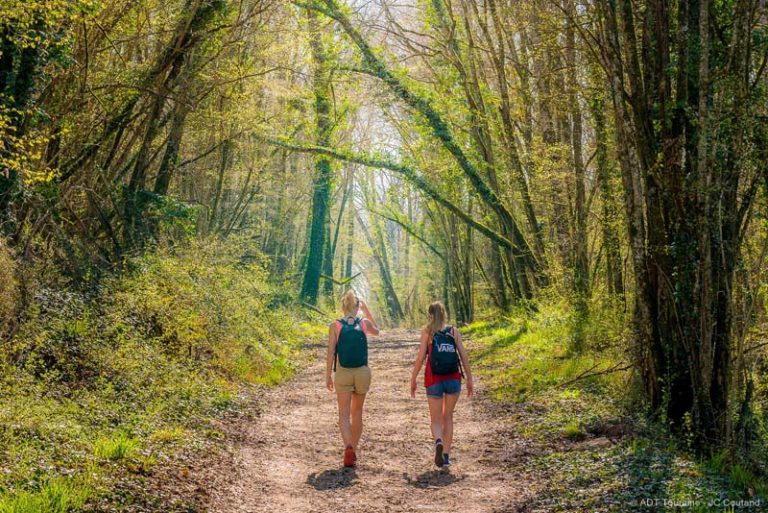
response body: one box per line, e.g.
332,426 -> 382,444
454,329 -> 474,397
359,300 -> 380,336
409,330 -> 429,398
326,322 -> 338,391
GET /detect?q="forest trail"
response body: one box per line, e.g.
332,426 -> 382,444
207,329 -> 533,513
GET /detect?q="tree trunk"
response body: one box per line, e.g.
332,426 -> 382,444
208,138 -> 233,233
153,102 -> 189,197
300,9 -> 335,304
565,0 -> 589,348
321,212 -> 333,296
324,170 -> 353,295
589,92 -> 624,296
344,199 -> 354,279
597,0 -> 756,449
357,210 -> 404,322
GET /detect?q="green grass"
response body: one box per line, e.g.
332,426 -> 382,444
0,477 -> 90,513
562,418 -> 586,441
148,426 -> 188,444
94,432 -> 139,461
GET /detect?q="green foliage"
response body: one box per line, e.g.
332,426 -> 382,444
465,292 -> 629,403
141,192 -> 199,238
730,465 -> 753,491
110,237 -> 307,382
708,449 -> 730,474
0,238 -> 320,509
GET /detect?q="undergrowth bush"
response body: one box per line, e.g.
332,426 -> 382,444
465,290 -> 630,404
465,291 -> 768,506
0,238 -> 322,511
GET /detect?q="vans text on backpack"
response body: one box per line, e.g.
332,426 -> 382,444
430,326 -> 462,376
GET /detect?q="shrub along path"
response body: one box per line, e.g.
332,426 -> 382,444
206,329 -> 536,513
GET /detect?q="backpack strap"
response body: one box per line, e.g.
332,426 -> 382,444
333,319 -> 343,372
448,325 -> 465,378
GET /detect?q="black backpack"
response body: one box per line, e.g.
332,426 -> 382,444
430,326 -> 461,375
335,317 -> 368,370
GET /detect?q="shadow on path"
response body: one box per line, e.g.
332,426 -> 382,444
306,467 -> 359,490
404,469 -> 465,489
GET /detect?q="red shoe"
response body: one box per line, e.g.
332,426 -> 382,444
343,446 -> 356,467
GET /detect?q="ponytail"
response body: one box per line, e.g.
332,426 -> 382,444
426,301 -> 447,335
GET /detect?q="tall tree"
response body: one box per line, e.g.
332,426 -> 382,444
589,90 -> 623,297
596,0 -> 768,447
565,0 -> 589,347
300,10 -> 335,303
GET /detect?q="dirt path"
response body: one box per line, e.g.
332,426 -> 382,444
207,329 -> 534,513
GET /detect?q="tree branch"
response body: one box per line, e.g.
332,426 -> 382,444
252,133 -> 516,250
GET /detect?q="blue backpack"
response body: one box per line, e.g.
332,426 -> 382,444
430,326 -> 461,375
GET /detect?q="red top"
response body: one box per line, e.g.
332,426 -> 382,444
425,326 -> 462,387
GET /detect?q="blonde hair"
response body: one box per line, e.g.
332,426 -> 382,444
341,289 -> 359,317
426,301 -> 447,335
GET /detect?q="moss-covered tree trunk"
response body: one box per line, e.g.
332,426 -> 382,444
344,196 -> 354,279
300,9 -> 334,304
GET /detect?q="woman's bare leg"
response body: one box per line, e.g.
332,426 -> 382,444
427,396 -> 444,442
442,392 -> 461,454
350,392 -> 366,451
336,391 -> 353,447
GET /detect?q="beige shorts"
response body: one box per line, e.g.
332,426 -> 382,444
334,365 -> 371,394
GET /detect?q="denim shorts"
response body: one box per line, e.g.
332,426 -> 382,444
426,379 -> 461,398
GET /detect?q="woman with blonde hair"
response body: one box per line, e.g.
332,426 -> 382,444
409,301 -> 474,467
326,289 -> 379,467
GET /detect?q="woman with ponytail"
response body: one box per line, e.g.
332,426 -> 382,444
409,301 -> 474,468
326,290 -> 379,467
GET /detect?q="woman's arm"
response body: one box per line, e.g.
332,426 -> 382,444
409,330 -> 429,397
326,323 -> 338,391
454,329 -> 474,397
359,300 -> 380,336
